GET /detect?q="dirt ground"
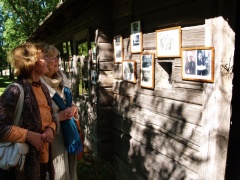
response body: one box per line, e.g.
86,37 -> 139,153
77,146 -> 115,180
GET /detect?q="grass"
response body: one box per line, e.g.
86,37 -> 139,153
0,76 -> 13,95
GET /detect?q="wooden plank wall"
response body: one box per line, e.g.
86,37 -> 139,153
111,0 -> 226,179
94,28 -> 114,160
30,0 -> 234,178
72,0 -> 115,160
112,26 -> 205,180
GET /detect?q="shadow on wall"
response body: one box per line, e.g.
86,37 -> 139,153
112,74 -> 230,179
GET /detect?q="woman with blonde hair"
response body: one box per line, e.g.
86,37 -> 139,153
0,42 -> 57,180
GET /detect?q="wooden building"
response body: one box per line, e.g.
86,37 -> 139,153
29,0 -> 239,179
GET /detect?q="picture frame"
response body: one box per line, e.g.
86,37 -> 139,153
181,47 -> 214,83
122,60 -> 137,83
92,47 -> 97,64
113,35 -> 123,63
91,70 -> 97,84
130,20 -> 143,53
65,61 -> 70,73
140,52 -> 155,89
156,26 -> 181,58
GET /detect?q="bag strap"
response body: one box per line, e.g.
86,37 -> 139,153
5,83 -> 24,125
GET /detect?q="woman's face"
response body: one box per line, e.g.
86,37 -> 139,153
45,56 -> 59,76
53,57 -> 59,73
34,55 -> 49,76
198,52 -> 202,60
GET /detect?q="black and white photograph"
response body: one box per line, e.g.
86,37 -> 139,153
130,20 -> 142,53
91,70 -> 97,84
114,35 -> 123,63
140,53 -> 155,89
92,47 -> 97,64
156,26 -> 181,58
184,50 -> 196,75
122,60 -> 137,83
182,47 -> 214,83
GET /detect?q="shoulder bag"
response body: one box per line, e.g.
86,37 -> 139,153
0,83 -> 29,171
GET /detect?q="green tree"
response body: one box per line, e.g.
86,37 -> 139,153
0,2 -> 8,76
1,0 -> 59,49
0,0 -> 60,77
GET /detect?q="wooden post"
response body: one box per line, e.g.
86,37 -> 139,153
199,16 -> 234,180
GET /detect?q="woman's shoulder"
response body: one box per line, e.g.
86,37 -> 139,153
0,81 -> 22,109
41,82 -> 50,93
3,79 -> 25,96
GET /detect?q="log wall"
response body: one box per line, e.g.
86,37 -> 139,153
111,25 -> 205,180
29,0 -> 236,179
110,0 -> 234,179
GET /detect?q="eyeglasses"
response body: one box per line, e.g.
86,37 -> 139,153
51,57 -> 59,60
45,56 -> 59,61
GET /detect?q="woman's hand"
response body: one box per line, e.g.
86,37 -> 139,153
26,131 -> 44,151
58,106 -> 78,121
71,104 -> 78,117
58,107 -> 72,121
41,127 -> 54,143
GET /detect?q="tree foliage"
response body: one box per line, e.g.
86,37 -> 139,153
0,0 -> 60,75
1,0 -> 59,48
0,2 -> 8,71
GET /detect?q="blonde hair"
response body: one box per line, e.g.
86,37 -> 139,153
8,42 -> 44,78
45,45 -> 59,58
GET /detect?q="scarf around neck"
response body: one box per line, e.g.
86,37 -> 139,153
41,74 -> 82,154
42,73 -> 62,88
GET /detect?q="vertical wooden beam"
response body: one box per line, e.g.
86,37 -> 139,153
199,16 -> 234,180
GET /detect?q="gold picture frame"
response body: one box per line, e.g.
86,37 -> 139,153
140,52 -> 155,89
114,35 -> 123,63
122,60 -> 137,83
130,20 -> 143,53
156,26 -> 181,58
181,47 -> 214,83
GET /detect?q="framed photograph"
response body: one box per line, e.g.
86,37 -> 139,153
156,26 -> 181,58
92,47 -> 97,64
91,70 -> 97,84
114,35 -> 123,63
64,61 -> 70,73
181,47 -> 214,83
130,21 -> 143,53
122,60 -> 137,83
140,53 -> 155,89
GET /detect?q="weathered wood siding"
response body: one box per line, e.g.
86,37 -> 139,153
94,14 -> 114,159
111,0 -> 234,179
112,26 -> 204,180
29,0 -> 235,179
